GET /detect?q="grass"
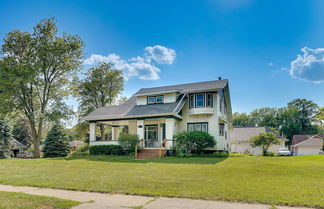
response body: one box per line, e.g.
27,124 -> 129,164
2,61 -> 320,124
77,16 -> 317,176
0,191 -> 80,209
0,155 -> 324,208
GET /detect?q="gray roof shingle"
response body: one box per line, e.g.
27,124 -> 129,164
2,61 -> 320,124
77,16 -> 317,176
84,79 -> 227,121
134,79 -> 228,96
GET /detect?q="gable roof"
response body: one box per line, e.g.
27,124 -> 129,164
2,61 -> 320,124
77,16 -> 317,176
84,79 -> 230,121
230,127 -> 287,142
291,135 -> 323,147
134,79 -> 228,96
12,139 -> 26,149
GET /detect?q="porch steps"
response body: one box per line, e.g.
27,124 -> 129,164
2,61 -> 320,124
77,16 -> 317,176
136,148 -> 166,159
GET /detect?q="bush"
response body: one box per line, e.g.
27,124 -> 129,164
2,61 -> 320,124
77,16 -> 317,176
229,153 -> 253,157
0,118 -> 14,159
77,143 -> 89,152
118,134 -> 139,153
174,131 -> 216,155
191,152 -> 229,158
89,145 -> 124,155
43,124 -> 70,158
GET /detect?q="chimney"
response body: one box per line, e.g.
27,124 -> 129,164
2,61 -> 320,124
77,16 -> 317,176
218,76 -> 222,80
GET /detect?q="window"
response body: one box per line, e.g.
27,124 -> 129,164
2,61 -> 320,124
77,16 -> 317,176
187,122 -> 208,133
147,97 -> 155,104
219,124 -> 224,136
206,93 -> 213,107
147,96 -> 164,104
156,96 -> 164,103
195,94 -> 205,107
189,94 -> 194,109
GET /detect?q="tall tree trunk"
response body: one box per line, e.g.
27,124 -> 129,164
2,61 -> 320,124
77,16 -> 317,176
100,124 -> 105,141
27,115 -> 42,158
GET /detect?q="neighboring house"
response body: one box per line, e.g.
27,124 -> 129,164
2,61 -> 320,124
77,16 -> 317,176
69,140 -> 84,151
84,79 -> 232,153
11,139 -> 26,157
291,135 -> 323,156
229,126 -> 287,155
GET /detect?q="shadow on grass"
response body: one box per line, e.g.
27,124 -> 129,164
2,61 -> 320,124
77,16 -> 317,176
60,154 -> 227,165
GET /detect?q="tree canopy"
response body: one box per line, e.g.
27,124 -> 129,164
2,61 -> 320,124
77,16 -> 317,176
233,98 -> 321,144
76,62 -> 124,140
250,132 -> 280,156
0,17 -> 84,157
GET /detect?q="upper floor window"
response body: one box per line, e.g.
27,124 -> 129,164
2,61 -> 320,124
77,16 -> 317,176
219,124 -> 224,136
156,96 -> 164,104
206,93 -> 213,107
195,93 -> 205,107
147,96 -> 164,104
188,93 -> 213,108
189,94 -> 194,108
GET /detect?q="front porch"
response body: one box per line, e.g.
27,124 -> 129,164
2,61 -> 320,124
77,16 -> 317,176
89,118 -> 177,150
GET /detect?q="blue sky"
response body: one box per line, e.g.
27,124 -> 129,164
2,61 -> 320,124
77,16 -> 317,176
1,0 -> 324,114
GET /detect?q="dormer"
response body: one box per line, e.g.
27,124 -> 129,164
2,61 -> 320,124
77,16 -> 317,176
136,92 -> 178,105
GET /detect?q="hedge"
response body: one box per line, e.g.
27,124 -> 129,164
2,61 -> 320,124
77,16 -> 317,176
89,145 -> 125,155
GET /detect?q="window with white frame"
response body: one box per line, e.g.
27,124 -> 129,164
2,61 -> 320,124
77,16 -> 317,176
219,124 -> 224,136
147,96 -> 164,104
189,94 -> 194,109
195,93 -> 205,107
187,122 -> 208,133
206,93 -> 213,107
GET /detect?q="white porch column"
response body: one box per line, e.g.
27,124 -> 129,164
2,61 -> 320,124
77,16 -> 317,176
111,126 -> 115,141
137,120 -> 144,147
165,118 -> 176,148
89,122 -> 96,143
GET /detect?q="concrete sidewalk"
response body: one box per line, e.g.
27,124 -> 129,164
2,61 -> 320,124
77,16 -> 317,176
0,184 -> 310,209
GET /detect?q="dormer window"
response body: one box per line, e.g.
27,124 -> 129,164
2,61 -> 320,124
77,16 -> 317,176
156,96 -> 164,104
147,96 -> 164,104
147,97 -> 155,104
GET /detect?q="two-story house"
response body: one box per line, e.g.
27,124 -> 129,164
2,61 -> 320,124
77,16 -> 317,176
84,79 -> 232,155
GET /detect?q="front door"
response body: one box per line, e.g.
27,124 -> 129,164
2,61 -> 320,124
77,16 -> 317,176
144,125 -> 158,148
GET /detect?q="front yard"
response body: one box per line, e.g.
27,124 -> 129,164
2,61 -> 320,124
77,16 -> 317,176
0,155 -> 323,208
0,191 -> 80,209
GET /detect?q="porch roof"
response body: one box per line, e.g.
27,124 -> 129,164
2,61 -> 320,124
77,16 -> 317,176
83,94 -> 186,121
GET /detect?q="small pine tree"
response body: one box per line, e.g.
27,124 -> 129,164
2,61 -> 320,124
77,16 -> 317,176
43,124 -> 70,158
0,118 -> 14,159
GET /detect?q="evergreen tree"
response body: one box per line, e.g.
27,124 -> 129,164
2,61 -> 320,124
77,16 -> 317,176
43,124 -> 70,158
0,118 -> 14,158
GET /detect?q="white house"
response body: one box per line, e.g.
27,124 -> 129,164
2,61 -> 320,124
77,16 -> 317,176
229,126 -> 287,155
291,135 -> 323,156
83,79 -> 232,157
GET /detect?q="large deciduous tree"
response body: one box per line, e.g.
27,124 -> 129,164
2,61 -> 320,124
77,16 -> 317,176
76,62 -> 124,140
287,98 -> 319,134
0,18 -> 84,158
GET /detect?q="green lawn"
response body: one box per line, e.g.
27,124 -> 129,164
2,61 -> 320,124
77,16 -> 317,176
0,191 -> 80,209
0,155 -> 324,208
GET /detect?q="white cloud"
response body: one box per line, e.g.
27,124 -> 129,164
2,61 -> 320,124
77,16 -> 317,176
144,45 -> 176,64
84,45 -> 175,80
289,47 -> 324,83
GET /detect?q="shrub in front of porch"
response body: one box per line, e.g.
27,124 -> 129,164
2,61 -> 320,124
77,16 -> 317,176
118,134 -> 139,153
174,131 -> 215,156
89,145 -> 124,155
